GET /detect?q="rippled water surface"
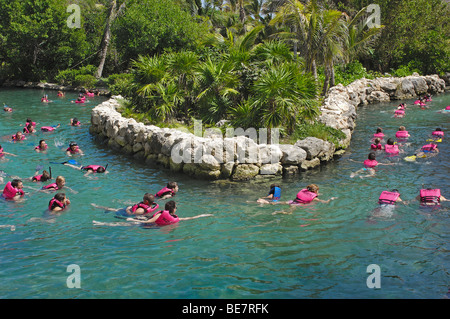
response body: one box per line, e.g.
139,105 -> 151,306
0,88 -> 448,299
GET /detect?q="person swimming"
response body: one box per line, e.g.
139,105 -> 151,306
257,184 -> 281,204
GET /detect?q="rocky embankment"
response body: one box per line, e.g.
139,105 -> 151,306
90,74 -> 446,180
319,73 -> 446,144
1,79 -> 111,96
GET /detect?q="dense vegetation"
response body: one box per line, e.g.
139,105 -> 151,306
0,0 -> 448,145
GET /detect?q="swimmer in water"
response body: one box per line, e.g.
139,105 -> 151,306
66,142 -> 84,156
48,192 -> 71,212
368,189 -> 403,221
34,139 -> 48,152
257,184 -> 281,204
63,162 -> 108,177
271,184 -> 336,215
349,152 -> 394,178
155,182 -> 178,199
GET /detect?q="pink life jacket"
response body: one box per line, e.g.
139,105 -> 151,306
373,133 -> 384,138
414,100 -> 421,105
446,106 -> 450,110
385,144 -> 399,154
152,210 -> 179,226
42,183 -> 59,190
395,130 -> 409,138
378,191 -> 400,205
72,121 -> 81,126
41,126 -> 55,132
155,187 -> 175,198
32,174 -> 43,182
363,159 -> 378,168
432,131 -> 444,137
394,109 -> 405,116
421,144 -> 437,152
48,198 -> 65,211
0,147 -> 3,157
371,143 -> 382,150
131,202 -> 159,215
85,92 -> 95,97
12,134 -> 25,141
294,189 -> 317,204
75,100 -> 84,104
425,98 -> 432,102
81,165 -> 103,172
2,182 -> 24,199
419,189 -> 441,204
66,146 -> 80,154
35,144 -> 48,151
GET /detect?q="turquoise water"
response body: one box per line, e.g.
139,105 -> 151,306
0,88 -> 448,299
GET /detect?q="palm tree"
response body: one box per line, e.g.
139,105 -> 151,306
251,62 -> 318,141
195,58 -> 240,123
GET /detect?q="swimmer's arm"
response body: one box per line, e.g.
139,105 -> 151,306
63,163 -> 82,170
2,151 -> 17,156
440,196 -> 448,202
127,213 -> 160,224
178,214 -> 213,221
314,197 -> 337,203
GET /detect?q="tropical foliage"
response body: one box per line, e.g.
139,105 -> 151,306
0,0 -> 448,145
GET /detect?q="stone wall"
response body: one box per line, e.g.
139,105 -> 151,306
319,74 -> 447,142
1,79 -> 111,96
89,97 -> 337,180
89,74 -> 446,180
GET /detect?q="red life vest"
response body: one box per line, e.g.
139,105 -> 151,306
152,210 -> 179,226
421,144 -> 437,152
385,144 -> 399,154
41,126 -> 55,132
155,187 -> 175,198
81,165 -> 104,172
2,182 -> 24,199
371,143 -> 382,150
395,131 -> 409,138
378,191 -> 400,205
131,202 -> 159,215
42,183 -> 59,190
294,189 -> 317,204
48,198 -> 65,211
363,159 -> 378,168
66,146 -> 80,154
419,189 -> 441,204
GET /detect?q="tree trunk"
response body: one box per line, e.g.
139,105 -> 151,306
95,1 -> 126,79
322,65 -> 330,96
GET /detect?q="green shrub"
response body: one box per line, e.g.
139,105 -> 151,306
290,122 -> 347,148
73,74 -> 98,88
106,73 -> 135,96
54,65 -> 97,86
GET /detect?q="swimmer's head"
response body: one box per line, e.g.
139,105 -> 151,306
165,200 -> 177,214
143,193 -> 155,204
387,138 -> 395,145
306,184 -> 319,194
368,152 -> 376,160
